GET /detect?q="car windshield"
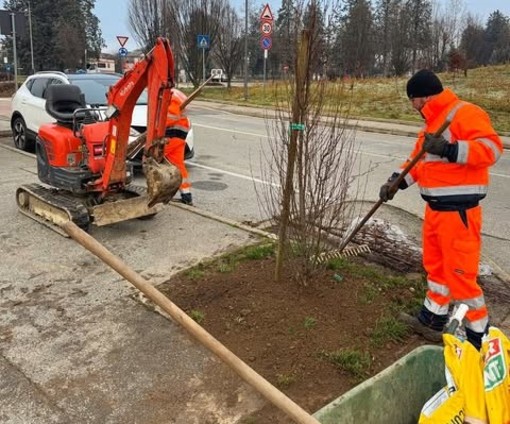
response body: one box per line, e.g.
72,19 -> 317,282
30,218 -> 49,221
70,76 -> 148,106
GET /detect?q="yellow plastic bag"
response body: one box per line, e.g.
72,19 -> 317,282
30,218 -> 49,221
482,327 -> 510,424
458,339 -> 487,423
418,385 -> 465,423
442,333 -> 487,423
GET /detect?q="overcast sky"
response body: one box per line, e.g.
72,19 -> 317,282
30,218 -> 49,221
94,0 -> 510,53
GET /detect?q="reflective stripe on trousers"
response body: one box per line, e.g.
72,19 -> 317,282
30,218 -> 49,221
164,137 -> 191,194
422,204 -> 488,333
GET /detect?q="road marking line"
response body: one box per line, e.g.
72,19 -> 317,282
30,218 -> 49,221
193,123 -> 269,138
188,162 -> 279,187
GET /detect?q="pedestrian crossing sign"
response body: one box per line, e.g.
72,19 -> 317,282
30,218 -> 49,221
197,35 -> 210,49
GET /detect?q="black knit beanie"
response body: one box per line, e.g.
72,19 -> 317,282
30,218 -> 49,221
406,69 -> 443,99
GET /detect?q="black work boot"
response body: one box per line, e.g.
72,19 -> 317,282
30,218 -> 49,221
399,312 -> 444,343
180,193 -> 193,206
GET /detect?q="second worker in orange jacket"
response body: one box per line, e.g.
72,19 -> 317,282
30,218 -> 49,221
164,88 -> 192,205
379,69 -> 503,350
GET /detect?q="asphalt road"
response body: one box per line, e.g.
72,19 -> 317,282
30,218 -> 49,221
1,95 -> 508,277
2,100 -> 508,278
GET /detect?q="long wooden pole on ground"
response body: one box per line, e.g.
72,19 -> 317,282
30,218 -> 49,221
61,221 -> 320,424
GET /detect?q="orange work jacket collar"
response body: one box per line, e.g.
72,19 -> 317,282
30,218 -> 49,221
421,88 -> 459,125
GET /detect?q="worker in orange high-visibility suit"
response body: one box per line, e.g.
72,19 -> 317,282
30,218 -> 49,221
164,88 -> 192,205
379,69 -> 503,350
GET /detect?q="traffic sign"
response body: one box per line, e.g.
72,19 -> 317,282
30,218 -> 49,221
260,36 -> 272,50
116,36 -> 129,47
118,47 -> 128,57
260,21 -> 273,35
197,34 -> 210,49
260,4 -> 274,21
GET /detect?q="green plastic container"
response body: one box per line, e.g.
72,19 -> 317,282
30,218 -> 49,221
313,345 -> 445,424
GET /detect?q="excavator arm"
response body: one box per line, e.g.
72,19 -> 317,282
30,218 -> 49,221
99,37 -> 180,205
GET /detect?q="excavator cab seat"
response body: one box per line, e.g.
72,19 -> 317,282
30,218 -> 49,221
45,84 -> 95,127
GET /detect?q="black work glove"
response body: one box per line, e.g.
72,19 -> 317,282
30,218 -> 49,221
423,133 -> 458,162
379,180 -> 397,202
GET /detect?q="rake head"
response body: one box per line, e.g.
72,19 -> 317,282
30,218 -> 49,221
314,244 -> 371,264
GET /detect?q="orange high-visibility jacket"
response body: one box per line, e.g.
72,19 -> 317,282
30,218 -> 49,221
397,89 -> 503,209
165,88 -> 191,138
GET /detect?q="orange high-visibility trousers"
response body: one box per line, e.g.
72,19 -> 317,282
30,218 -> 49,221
422,204 -> 488,333
164,137 -> 191,195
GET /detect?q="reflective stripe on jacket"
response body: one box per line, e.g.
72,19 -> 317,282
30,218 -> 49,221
398,89 -> 503,210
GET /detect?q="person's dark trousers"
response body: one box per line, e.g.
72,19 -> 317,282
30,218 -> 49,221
418,307 -> 448,331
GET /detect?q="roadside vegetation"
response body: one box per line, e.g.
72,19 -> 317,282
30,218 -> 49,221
186,64 -> 510,134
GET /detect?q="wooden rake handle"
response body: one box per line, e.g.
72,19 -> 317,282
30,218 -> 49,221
61,221 -> 320,424
337,118 -> 452,253
180,74 -> 214,111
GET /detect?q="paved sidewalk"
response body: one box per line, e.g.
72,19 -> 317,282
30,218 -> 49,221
0,144 -> 266,423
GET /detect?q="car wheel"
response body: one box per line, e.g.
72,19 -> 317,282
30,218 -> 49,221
184,146 -> 194,160
12,116 -> 34,151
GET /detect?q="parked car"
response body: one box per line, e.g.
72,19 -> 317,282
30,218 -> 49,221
10,71 -> 194,162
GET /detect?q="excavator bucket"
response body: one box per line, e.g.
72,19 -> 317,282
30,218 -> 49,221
144,157 -> 182,208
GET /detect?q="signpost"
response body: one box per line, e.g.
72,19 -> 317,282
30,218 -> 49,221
259,4 -> 273,87
117,36 -> 129,73
197,34 -> 210,83
116,36 -> 129,47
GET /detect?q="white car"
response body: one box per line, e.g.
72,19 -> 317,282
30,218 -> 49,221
10,71 -> 194,162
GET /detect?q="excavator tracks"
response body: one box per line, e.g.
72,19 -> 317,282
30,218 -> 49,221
16,183 -> 160,237
16,184 -> 91,237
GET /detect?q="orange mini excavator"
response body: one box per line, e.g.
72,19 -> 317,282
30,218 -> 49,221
16,38 -> 182,236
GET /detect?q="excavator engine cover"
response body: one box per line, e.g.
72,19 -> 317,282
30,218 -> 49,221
144,157 -> 182,207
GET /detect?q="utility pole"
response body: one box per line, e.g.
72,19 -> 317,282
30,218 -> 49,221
243,0 -> 248,100
11,12 -> 18,90
27,0 -> 34,74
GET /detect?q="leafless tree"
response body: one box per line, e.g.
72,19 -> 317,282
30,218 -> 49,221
427,0 -> 467,70
256,1 -> 362,283
128,0 -> 162,51
129,0 -> 226,86
166,0 -> 226,86
211,4 -> 244,87
406,0 -> 433,71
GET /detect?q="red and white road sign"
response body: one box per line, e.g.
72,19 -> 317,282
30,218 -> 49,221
260,21 -> 273,35
260,4 -> 273,21
116,36 -> 129,47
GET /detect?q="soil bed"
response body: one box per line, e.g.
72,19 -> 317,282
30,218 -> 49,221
160,244 -> 432,423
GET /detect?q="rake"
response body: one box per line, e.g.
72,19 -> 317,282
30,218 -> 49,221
314,244 -> 371,264
311,117 -> 452,265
